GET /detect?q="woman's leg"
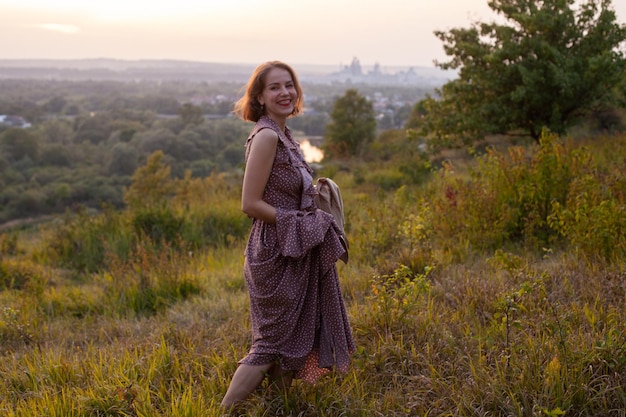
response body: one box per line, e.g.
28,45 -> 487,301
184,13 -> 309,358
268,364 -> 293,392
221,363 -> 274,408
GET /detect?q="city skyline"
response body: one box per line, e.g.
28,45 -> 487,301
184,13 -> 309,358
2,0 -> 625,68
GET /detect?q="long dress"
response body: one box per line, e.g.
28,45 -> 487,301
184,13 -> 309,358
238,115 -> 355,383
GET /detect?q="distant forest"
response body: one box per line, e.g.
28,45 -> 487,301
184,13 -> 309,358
0,60 -> 437,225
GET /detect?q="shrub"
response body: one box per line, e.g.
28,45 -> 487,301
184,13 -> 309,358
425,131 -> 583,253
41,206 -> 132,273
362,264 -> 432,335
0,307 -> 35,347
549,174 -> 626,261
42,161 -> 248,272
0,258 -> 47,293
367,168 -> 405,190
131,207 -> 184,245
101,240 -> 201,316
0,232 -> 19,257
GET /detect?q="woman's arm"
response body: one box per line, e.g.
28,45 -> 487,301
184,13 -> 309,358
241,128 -> 278,223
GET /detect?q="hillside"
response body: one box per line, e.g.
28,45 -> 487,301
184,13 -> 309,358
0,130 -> 625,415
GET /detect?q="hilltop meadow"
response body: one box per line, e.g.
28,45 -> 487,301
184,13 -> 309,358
1,122 -> 625,415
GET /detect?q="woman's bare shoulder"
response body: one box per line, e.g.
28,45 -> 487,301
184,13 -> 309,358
249,127 -> 279,151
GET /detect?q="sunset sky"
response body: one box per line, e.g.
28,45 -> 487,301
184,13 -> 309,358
1,0 -> 625,68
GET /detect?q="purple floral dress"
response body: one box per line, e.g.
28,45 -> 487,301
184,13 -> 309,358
238,115 -> 355,383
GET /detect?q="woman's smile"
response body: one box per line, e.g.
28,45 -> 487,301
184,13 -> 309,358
259,67 -> 298,124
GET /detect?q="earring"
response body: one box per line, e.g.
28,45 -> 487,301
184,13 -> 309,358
260,103 -> 265,112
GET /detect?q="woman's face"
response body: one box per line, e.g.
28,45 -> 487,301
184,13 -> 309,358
258,67 -> 297,122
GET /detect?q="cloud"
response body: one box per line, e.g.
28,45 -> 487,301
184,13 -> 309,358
37,23 -> 81,34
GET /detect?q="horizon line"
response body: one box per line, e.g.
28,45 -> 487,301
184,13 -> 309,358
0,57 -> 441,69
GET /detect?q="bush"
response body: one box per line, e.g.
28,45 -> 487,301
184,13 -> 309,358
425,132 -> 581,253
549,173 -> 626,261
42,159 -> 248,272
101,240 -> 201,315
367,168 -> 405,191
0,232 -> 19,257
42,206 -> 132,273
10,189 -> 48,217
0,258 -> 47,293
131,207 -> 183,245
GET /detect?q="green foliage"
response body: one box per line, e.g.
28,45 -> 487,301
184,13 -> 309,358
0,307 -> 35,347
108,142 -> 138,176
422,0 -> 626,149
0,128 -> 40,162
355,129 -> 432,192
287,113 -> 329,136
39,144 -> 71,167
366,265 -> 432,334
0,112 -> 251,222
405,98 -> 428,130
0,78 -> 422,224
324,89 -> 376,158
41,155 -> 248,273
124,151 -> 174,210
11,189 -> 48,217
0,232 -> 19,256
0,258 -> 47,293
549,169 -> 626,261
42,206 -> 132,273
396,207 -> 434,272
101,241 -> 201,316
493,278 -> 536,361
365,168 -> 405,190
178,102 -> 204,126
424,131 -> 584,253
37,118 -> 74,145
346,188 -> 405,269
3,127 -> 626,414
131,207 -> 184,244
134,127 -> 177,156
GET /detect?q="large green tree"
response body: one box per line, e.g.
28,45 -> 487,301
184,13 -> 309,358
420,0 -> 626,149
323,89 -> 376,159
0,128 -> 40,162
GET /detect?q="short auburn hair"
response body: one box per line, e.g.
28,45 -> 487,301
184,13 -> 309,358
233,61 -> 303,122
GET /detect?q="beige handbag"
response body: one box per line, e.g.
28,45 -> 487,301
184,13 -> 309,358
315,177 -> 349,263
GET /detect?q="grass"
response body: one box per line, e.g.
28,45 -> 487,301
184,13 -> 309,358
1,132 -> 626,416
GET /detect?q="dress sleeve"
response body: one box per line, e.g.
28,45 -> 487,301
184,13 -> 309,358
275,208 -> 346,262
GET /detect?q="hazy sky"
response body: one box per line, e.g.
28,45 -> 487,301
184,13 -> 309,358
1,0 -> 625,68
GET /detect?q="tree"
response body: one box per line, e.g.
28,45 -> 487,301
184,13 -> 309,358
124,151 -> 173,210
40,144 -> 71,167
108,143 -> 139,176
0,128 -> 40,162
39,118 -> 74,144
134,128 -> 176,156
41,96 -> 67,113
421,0 -> 626,149
178,103 -> 204,126
323,89 -> 376,158
405,99 -> 428,130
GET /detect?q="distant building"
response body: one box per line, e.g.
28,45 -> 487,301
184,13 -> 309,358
0,115 -> 32,128
323,57 -> 453,86
349,57 -> 363,77
369,62 -> 382,77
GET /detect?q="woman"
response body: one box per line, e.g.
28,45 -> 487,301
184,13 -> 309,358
221,61 -> 354,408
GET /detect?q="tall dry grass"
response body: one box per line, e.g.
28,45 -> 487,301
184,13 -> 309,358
1,132 -> 625,416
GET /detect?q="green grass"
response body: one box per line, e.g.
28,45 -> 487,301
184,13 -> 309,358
1,132 -> 626,416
